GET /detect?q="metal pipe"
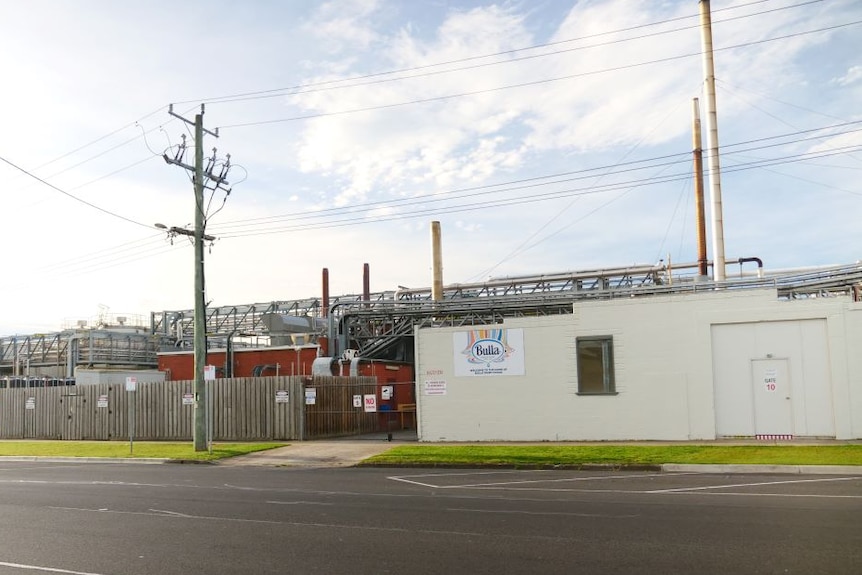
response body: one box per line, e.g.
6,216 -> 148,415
737,257 -> 764,278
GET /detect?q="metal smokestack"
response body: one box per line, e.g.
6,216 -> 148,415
692,98 -> 708,279
431,221 -> 443,301
363,263 -> 370,306
322,267 -> 330,318
700,0 -> 727,281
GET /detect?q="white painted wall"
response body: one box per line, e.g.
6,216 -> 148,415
415,288 -> 862,441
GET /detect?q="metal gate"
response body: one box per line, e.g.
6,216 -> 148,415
303,377 -> 416,439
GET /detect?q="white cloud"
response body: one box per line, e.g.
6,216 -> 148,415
304,0 -> 383,53
832,65 -> 862,86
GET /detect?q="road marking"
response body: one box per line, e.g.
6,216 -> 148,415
446,507 -> 639,518
45,506 -> 577,542
644,476 -> 862,493
149,509 -> 195,518
0,561 -> 111,575
454,472 -> 679,488
388,471 -> 685,489
267,501 -> 335,506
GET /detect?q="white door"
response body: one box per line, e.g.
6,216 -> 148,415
751,359 -> 793,436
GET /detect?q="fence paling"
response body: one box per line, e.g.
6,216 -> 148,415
0,375 -> 388,441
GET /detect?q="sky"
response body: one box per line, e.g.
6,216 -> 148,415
0,0 -> 860,335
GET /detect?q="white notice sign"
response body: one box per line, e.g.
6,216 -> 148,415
182,393 -> 194,405
25,397 -> 35,410
97,395 -> 109,408
305,388 -> 317,405
125,377 -> 137,391
381,385 -> 393,400
205,365 -> 216,381
275,390 -> 290,404
353,395 -> 362,408
363,394 -> 377,413
424,380 -> 447,395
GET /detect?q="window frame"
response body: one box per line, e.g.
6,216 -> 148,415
576,335 -> 617,395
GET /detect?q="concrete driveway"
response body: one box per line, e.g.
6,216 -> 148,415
218,434 -> 411,468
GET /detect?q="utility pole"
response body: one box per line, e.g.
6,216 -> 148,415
163,104 -> 231,451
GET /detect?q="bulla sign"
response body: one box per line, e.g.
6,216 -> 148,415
453,328 -> 525,377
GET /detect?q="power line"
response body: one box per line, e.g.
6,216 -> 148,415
218,19 -> 861,130
0,155 -> 154,230
186,0 -> 804,106
209,119 -> 862,232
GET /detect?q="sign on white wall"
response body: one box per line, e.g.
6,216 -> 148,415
424,380 -> 447,395
453,328 -> 525,377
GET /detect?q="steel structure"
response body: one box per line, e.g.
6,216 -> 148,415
4,261 -> 859,376
0,329 -> 166,378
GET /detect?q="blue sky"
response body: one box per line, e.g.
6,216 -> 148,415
0,0 -> 860,334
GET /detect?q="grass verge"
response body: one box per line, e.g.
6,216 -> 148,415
0,441 -> 287,462
362,445 -> 862,467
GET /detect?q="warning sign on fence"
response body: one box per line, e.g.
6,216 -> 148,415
97,395 -> 109,408
275,390 -> 289,403
363,394 -> 377,413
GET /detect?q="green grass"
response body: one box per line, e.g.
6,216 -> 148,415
0,441 -> 287,461
362,445 -> 862,467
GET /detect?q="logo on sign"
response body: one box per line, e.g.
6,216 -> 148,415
462,329 -> 513,367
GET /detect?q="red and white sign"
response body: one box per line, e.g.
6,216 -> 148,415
363,394 -> 377,413
125,377 -> 137,391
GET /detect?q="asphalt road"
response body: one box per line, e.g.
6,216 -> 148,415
0,462 -> 859,575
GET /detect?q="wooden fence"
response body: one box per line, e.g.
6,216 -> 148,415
0,376 -> 379,441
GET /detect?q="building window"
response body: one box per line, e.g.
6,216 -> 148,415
577,336 -> 616,394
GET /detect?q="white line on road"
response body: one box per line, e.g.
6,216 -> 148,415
446,507 -> 639,518
267,501 -> 335,506
0,561 -> 111,575
645,476 -> 862,494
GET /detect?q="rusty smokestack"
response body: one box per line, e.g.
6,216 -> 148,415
322,267 -> 330,318
363,262 -> 370,306
693,98 -> 708,279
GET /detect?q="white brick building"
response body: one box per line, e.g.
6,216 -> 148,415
415,286 -> 862,441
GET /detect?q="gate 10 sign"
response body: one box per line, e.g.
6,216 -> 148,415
363,394 -> 377,413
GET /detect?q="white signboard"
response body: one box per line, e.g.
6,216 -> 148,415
97,395 -> 109,408
125,377 -> 137,391
381,385 -> 393,400
353,395 -> 362,408
424,380 -> 447,395
275,390 -> 290,404
363,394 -> 377,413
182,393 -> 194,405
25,397 -> 35,410
204,365 -> 216,381
453,328 -> 525,377
305,388 -> 317,405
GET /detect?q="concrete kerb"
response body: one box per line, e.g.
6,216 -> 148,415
0,456 -> 172,464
